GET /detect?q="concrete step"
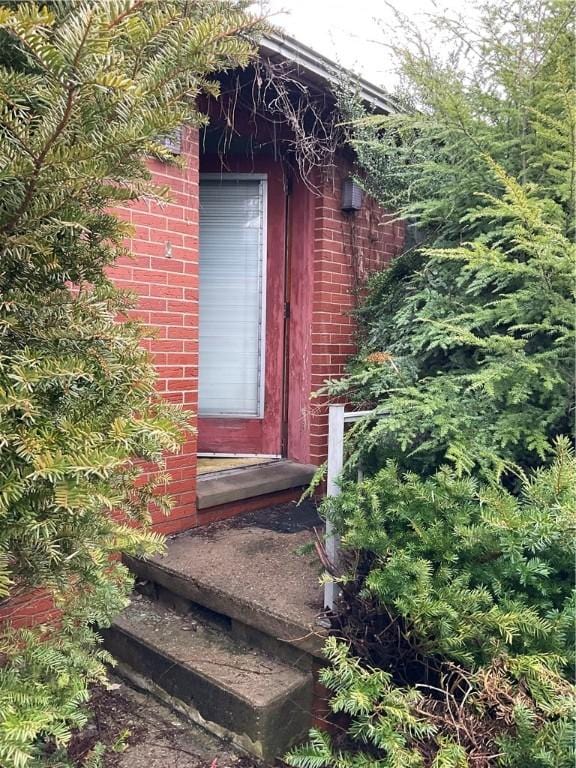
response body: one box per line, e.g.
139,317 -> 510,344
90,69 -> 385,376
196,460 -> 317,510
103,597 -> 313,761
124,521 -> 327,662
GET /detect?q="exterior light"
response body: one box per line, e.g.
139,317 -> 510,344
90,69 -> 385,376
341,177 -> 363,212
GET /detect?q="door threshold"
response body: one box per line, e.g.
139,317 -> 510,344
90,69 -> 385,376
197,455 -> 281,478
197,453 -> 281,459
196,460 -> 316,510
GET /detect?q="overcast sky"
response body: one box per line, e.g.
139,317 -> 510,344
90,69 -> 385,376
257,0 -> 479,90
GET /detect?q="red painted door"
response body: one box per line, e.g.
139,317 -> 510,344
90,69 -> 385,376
197,160 -> 286,455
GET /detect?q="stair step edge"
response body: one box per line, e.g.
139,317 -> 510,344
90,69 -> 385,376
102,598 -> 313,760
123,553 -> 327,659
108,598 -> 309,703
196,461 -> 317,510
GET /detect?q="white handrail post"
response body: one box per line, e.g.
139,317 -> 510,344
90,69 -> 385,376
325,404 -> 345,610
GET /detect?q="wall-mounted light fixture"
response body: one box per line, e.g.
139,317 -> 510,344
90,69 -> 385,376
341,177 -> 363,213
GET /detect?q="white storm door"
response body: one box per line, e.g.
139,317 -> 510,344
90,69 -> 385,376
199,176 -> 267,418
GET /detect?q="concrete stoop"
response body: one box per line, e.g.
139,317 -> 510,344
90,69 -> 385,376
103,502 -> 327,761
197,460 -> 317,510
104,599 -> 312,760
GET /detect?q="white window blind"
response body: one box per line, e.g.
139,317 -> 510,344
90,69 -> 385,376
199,177 -> 266,417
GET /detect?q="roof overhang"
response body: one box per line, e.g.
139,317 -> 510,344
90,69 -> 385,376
259,32 -> 397,115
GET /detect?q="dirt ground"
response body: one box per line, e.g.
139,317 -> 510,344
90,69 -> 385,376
65,677 -> 267,768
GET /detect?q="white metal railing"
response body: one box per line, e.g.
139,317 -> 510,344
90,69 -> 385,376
324,404 -> 375,610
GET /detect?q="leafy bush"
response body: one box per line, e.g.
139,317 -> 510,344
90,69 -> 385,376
328,439 -> 575,670
288,1 -> 575,766
327,166 -> 574,479
327,0 -> 574,480
290,632 -> 574,768
0,2 -> 260,766
289,443 -> 575,767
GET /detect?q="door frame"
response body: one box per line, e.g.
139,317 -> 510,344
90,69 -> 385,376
199,173 -> 268,420
197,159 -> 287,457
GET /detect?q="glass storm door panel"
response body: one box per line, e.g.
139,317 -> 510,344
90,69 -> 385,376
199,177 -> 266,417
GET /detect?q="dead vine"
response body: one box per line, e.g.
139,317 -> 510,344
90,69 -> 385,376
204,56 -> 345,193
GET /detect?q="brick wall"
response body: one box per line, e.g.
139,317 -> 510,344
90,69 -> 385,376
109,129 -> 200,535
0,131 -> 201,629
308,165 -> 405,465
0,588 -> 60,630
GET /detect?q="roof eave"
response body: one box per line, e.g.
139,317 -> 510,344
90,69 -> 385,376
259,32 -> 397,115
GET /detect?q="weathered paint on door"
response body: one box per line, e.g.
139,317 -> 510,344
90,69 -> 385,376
197,157 -> 287,455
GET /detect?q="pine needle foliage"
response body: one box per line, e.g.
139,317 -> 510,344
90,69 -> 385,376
327,0 -> 575,479
328,438 -> 575,674
288,443 -> 575,767
289,633 -> 574,768
289,1 -> 575,766
0,2 -> 261,765
328,163 -> 575,478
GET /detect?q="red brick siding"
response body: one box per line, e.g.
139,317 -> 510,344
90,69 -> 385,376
109,128 -> 200,535
0,588 -> 60,630
308,166 -> 404,465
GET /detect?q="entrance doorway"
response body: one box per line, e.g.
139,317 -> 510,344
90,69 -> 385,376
199,175 -> 267,419
197,170 -> 287,458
